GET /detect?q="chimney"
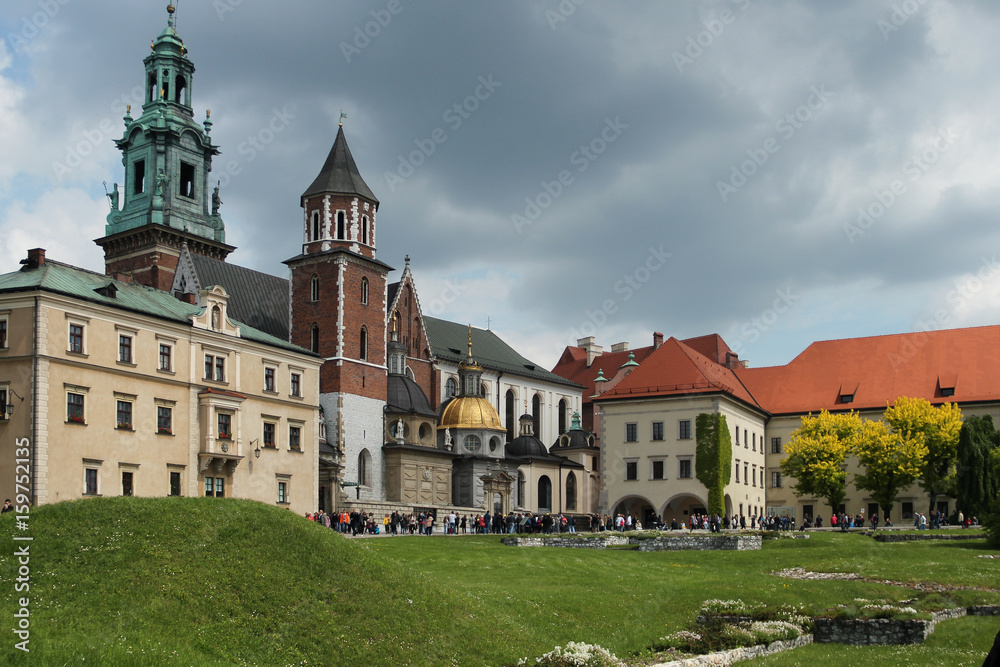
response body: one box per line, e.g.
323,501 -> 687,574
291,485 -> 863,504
610,342 -> 629,354
653,332 -> 664,349
725,351 -> 741,369
20,248 -> 46,270
576,336 -> 603,367
112,271 -> 133,284
180,292 -> 197,305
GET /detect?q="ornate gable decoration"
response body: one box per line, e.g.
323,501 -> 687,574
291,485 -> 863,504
191,285 -> 240,337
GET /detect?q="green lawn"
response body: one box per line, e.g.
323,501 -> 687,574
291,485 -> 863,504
1,499 -> 997,666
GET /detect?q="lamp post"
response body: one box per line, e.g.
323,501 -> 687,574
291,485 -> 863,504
251,438 -> 261,459
6,388 -> 23,418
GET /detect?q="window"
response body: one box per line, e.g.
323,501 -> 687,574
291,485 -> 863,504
159,344 -> 172,371
744,430 -> 749,447
463,435 -> 481,453
69,323 -> 84,354
625,423 -> 638,442
119,334 -> 133,363
652,421 -> 664,441
134,159 -> 146,195
565,472 -> 576,511
278,481 -> 288,504
205,477 -> 225,498
337,211 -> 346,240
446,377 -> 457,398
122,471 -> 134,496
264,367 -> 276,392
169,471 -> 181,497
0,318 -> 7,348
358,449 -> 371,486
752,433 -> 756,451
311,325 -> 320,354
651,460 -> 664,480
901,502 -> 914,520
735,425 -> 739,443
678,459 -> 692,479
0,388 -> 6,420
310,275 -> 319,302
625,460 -> 638,481
217,413 -> 232,440
157,406 -> 172,435
735,460 -> 740,483
179,161 -> 195,199
678,419 -> 691,440
840,394 -> 854,404
940,387 -> 955,397
85,468 -> 98,495
116,400 -> 133,430
290,372 -> 301,397
361,277 -> 369,305
743,462 -> 749,485
205,354 -> 226,382
289,425 -> 301,451
359,327 -> 368,361
311,211 -> 320,241
264,422 -> 276,448
361,215 -> 369,245
752,466 -> 757,487
67,393 -> 85,423
770,471 -> 782,488
770,437 -> 782,454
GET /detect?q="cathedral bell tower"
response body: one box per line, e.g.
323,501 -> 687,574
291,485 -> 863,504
285,120 -> 391,502
96,4 -> 233,291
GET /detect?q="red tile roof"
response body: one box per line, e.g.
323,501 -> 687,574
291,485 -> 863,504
738,325 -> 1000,415
593,337 -> 763,411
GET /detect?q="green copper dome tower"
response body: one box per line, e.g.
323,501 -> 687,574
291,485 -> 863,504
97,4 -> 233,291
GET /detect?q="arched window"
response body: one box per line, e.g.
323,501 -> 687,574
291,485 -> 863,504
360,326 -> 368,361
566,472 -> 577,511
310,324 -> 319,354
358,449 -> 371,487
310,275 -> 319,302
481,382 -> 488,397
147,72 -> 157,103
517,471 -> 525,507
161,69 -> 170,101
558,398 -> 568,434
505,389 -> 516,444
532,394 -> 542,441
175,75 -> 187,104
361,277 -> 369,305
537,475 -> 552,512
446,377 -> 457,398
311,211 -> 320,241
361,215 -> 369,245
337,211 -> 346,240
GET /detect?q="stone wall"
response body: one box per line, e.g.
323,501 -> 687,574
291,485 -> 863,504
636,534 -> 761,551
501,536 -> 630,548
870,532 -> 984,543
651,634 -> 813,667
813,618 -> 931,645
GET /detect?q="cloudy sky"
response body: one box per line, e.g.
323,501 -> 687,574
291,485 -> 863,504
2,0 -> 999,371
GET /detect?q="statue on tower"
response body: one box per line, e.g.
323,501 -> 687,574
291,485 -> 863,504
211,182 -> 222,216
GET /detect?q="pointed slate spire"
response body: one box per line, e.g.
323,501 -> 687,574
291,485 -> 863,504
302,125 -> 379,204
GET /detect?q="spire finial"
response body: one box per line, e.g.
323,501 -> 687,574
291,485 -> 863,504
404,254 -> 410,266
167,3 -> 176,28
467,324 -> 473,360
339,109 -> 347,127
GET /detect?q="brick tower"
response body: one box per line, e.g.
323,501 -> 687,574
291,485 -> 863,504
285,122 -> 391,501
96,4 -> 233,290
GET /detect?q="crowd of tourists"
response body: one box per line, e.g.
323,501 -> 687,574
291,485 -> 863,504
302,507 -> 981,535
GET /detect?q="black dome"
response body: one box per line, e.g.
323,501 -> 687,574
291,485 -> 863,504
387,375 -> 436,417
507,434 -> 549,459
551,428 -> 595,451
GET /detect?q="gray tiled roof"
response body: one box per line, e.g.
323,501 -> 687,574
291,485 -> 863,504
302,125 -> 379,203
423,317 -> 583,389
188,254 -> 290,341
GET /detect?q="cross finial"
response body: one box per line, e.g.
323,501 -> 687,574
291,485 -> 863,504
339,110 -> 347,127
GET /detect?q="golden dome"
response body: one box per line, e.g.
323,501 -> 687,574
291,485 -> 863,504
439,396 -> 505,431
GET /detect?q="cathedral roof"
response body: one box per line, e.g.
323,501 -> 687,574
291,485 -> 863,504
438,396 -> 505,432
387,374 -> 437,417
181,250 -> 289,340
302,125 -> 379,204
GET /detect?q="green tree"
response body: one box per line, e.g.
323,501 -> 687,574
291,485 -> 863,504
780,410 -> 859,513
695,413 -> 732,516
883,397 -> 963,514
955,415 -> 1000,519
852,419 -> 927,519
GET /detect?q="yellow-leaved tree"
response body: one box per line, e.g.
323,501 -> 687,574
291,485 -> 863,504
883,396 -> 963,514
852,418 -> 928,519
780,410 -> 859,514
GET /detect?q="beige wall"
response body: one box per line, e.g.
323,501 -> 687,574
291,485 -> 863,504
0,290 -> 321,515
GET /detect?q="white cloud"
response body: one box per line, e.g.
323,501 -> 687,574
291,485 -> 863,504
0,188 -> 106,270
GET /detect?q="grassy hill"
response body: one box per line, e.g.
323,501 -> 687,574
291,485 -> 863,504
0,497 -> 522,666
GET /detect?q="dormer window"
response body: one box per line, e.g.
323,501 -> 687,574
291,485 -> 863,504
940,387 -> 955,397
839,394 -> 854,404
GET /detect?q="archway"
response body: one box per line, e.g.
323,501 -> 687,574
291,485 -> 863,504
611,495 -> 656,529
538,475 -> 552,513
660,493 -> 708,525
